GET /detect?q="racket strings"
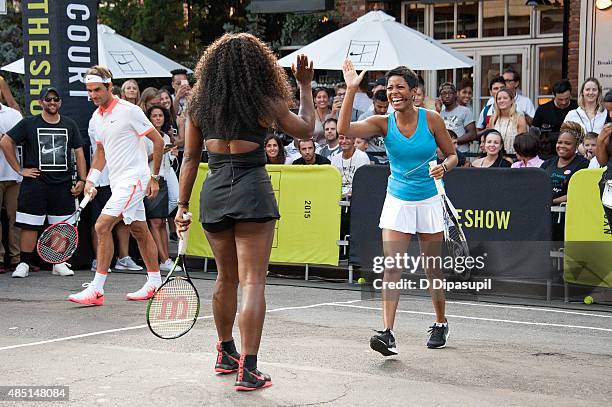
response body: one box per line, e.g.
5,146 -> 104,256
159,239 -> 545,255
148,278 -> 199,338
38,223 -> 78,263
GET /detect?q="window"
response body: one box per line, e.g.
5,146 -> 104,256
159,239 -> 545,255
403,2 -> 425,34
537,46 -> 562,105
507,0 -> 530,36
539,7 -> 563,35
482,0 -> 505,37
456,2 -> 478,39
433,3 -> 454,40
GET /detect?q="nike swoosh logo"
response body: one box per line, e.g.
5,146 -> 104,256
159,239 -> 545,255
117,60 -> 132,65
110,120 -> 117,123
349,51 -> 371,56
41,146 -> 63,154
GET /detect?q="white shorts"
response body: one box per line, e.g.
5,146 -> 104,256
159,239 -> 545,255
379,193 -> 444,234
101,178 -> 149,224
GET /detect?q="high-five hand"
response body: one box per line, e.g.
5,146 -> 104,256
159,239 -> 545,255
292,54 -> 314,86
342,59 -> 367,90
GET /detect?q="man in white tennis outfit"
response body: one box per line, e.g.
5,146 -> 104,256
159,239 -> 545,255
68,66 -> 164,306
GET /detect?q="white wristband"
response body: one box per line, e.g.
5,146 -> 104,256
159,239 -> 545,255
87,168 -> 101,185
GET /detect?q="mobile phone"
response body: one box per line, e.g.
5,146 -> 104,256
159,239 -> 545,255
164,143 -> 174,148
181,79 -> 189,86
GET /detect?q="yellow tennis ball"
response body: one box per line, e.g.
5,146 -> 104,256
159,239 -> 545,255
584,295 -> 593,305
357,277 -> 366,284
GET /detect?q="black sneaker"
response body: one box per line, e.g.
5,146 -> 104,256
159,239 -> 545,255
214,341 -> 240,374
370,329 -> 398,356
427,319 -> 449,349
234,355 -> 272,391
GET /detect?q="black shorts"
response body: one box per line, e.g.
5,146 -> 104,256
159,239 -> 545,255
16,179 -> 76,230
91,185 -> 112,222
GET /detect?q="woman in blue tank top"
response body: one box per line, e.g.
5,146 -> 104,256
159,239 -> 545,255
338,60 -> 458,354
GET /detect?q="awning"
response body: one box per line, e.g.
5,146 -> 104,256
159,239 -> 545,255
246,0 -> 333,13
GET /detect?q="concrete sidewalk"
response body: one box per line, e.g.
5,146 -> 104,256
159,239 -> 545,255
1,270 -> 610,406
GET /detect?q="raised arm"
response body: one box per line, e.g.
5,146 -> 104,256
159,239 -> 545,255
274,54 -> 315,140
337,59 -> 386,139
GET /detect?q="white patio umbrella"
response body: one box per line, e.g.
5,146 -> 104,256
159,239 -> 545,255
277,10 -> 473,71
1,24 -> 192,78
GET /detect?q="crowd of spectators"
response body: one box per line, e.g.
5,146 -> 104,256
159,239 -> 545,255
1,67 -> 611,274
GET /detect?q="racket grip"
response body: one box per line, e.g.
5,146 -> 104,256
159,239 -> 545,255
79,193 -> 92,209
428,161 -> 445,196
178,212 -> 192,255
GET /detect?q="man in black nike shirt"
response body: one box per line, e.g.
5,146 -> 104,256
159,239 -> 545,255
0,87 -> 87,278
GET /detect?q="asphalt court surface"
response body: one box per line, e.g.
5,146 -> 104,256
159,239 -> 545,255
1,269 -> 611,406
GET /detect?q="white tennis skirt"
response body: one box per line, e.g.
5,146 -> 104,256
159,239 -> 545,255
379,193 -> 444,234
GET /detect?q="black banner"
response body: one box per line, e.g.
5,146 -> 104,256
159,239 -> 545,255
22,0 -> 97,131
350,167 -> 552,280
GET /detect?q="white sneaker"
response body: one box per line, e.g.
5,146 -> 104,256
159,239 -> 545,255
11,262 -> 29,278
160,258 -> 181,272
115,256 -> 143,271
68,283 -> 104,306
52,262 -> 74,276
126,281 -> 159,301
91,259 -> 111,273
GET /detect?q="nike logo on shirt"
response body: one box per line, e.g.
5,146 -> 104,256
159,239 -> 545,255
41,146 -> 63,154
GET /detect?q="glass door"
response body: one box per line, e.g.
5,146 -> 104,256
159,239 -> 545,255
474,47 -> 529,118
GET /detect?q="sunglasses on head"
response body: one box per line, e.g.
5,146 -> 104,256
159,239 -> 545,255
44,96 -> 61,102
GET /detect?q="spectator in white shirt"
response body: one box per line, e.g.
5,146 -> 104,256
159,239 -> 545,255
438,82 -> 476,153
564,77 -> 607,135
477,76 -> 505,132
501,67 -> 536,125
0,103 -> 23,273
319,117 -> 341,159
331,134 -> 371,198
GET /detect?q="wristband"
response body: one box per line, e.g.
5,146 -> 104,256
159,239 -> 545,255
86,168 -> 101,185
177,201 -> 189,207
442,162 -> 448,173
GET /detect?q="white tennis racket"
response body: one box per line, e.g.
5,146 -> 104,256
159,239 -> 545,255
429,161 -> 471,280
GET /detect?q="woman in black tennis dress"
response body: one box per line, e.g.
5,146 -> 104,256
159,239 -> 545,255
175,33 -> 315,391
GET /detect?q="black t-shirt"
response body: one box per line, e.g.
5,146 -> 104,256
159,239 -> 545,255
541,155 -> 589,200
7,115 -> 83,184
292,154 -> 331,165
532,99 -> 578,133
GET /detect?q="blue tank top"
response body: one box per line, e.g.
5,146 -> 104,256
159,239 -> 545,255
385,108 -> 438,201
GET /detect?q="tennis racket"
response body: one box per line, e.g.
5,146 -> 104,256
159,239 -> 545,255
147,212 -> 200,339
429,161 -> 471,280
37,193 -> 91,264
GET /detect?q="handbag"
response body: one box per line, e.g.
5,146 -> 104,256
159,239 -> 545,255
602,180 -> 612,209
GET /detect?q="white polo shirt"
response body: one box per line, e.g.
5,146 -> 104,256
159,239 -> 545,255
87,117 -> 110,187
0,103 -> 23,182
88,97 -> 154,186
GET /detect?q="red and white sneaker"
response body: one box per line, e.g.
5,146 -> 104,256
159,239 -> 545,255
68,283 -> 104,306
126,281 -> 159,301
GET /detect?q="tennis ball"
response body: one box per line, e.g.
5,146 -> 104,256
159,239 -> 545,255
584,295 -> 593,305
357,277 -> 366,284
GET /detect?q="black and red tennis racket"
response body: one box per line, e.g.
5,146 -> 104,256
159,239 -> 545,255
37,193 -> 91,264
